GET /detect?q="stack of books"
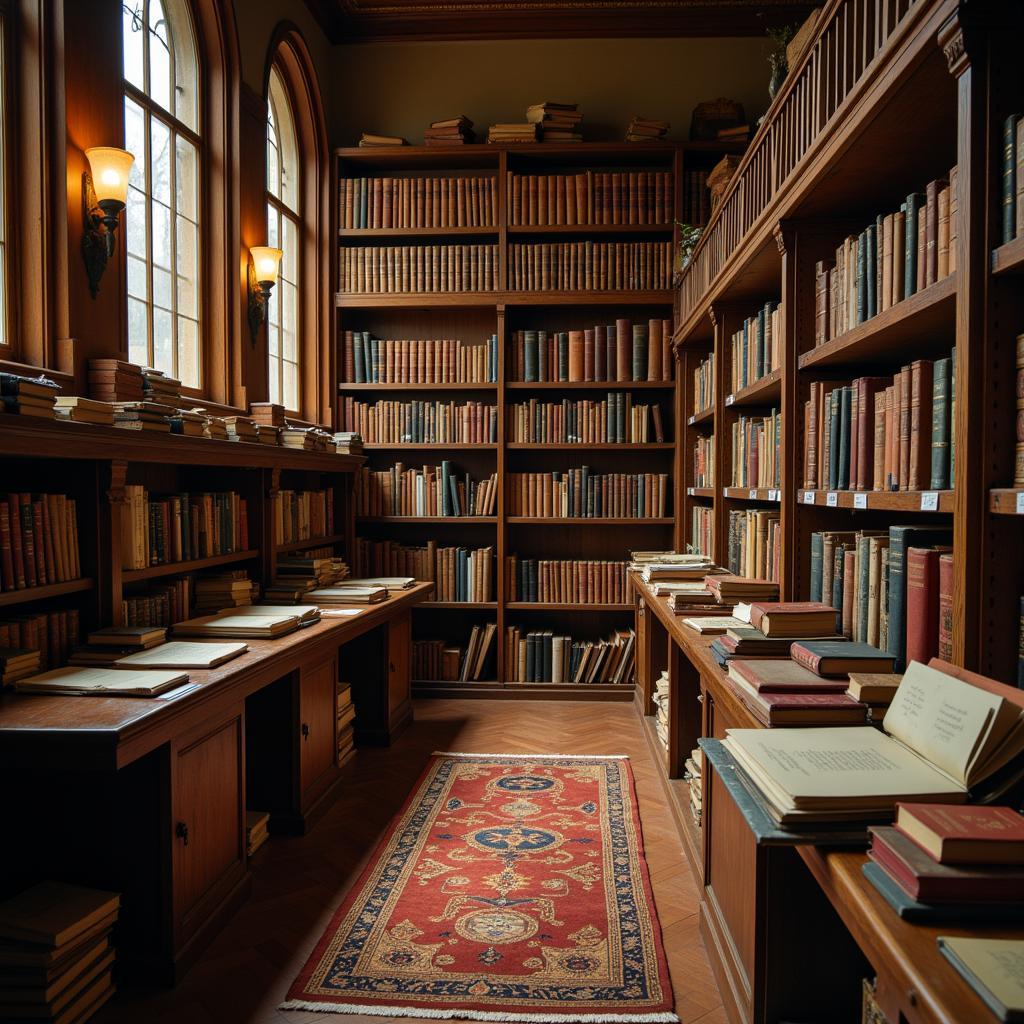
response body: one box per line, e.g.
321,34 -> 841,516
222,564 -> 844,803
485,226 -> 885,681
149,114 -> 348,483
0,647 -> 42,685
847,671 -> 902,722
168,409 -> 206,436
53,396 -> 115,425
306,585 -> 387,606
626,116 -> 669,142
280,426 -> 317,450
0,373 -> 59,418
224,415 -> 259,443
709,602 -> 843,667
358,132 -> 407,147
112,641 -> 248,670
173,609 -> 302,639
866,803 -> 1024,921
141,368 -> 181,405
332,431 -> 363,455
716,123 -> 751,144
88,359 -> 144,403
639,557 -> 720,584
528,101 -> 582,142
199,411 -> 229,440
15,665 -> 189,697
424,115 -> 474,145
680,614 -> 747,635
112,401 -> 172,432
661,582 -> 727,614
276,555 -> 350,589
0,882 -> 120,1022
84,625 -> 167,653
250,402 -> 285,428
337,682 -> 356,767
246,811 -> 270,857
652,669 -> 669,749
685,747 -> 703,826
193,571 -> 257,613
705,577 -> 780,605
487,122 -> 538,144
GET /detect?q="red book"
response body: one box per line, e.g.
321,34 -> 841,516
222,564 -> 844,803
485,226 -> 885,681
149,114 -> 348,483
7,494 -> 24,589
937,553 -> 954,661
0,503 -> 12,591
790,640 -> 896,677
732,685 -> 867,727
748,601 -> 838,638
583,328 -> 595,382
906,547 -> 946,666
896,803 -> 1024,865
869,826 -> 1024,902
728,658 -> 849,693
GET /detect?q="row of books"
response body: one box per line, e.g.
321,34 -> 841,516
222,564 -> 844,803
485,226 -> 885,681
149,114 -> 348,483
491,101 -> 583,144
504,626 -> 635,685
508,241 -> 672,291
350,539 -> 491,602
693,352 -> 715,416
653,669 -> 669,749
684,743 -> 703,827
504,557 -> 628,605
0,493 -> 81,592
272,489 -> 334,547
354,464 -> 498,517
693,435 -> 714,487
412,639 -> 464,681
508,320 -> 674,384
681,170 -> 711,227
813,170 -> 957,346
341,399 -> 498,445
1018,333 -> 1024,487
809,525 -> 952,670
506,170 -> 673,226
339,175 -> 497,230
336,682 -> 355,770
0,609 -> 80,677
802,353 -> 955,492
727,509 -> 781,583
119,487 -> 250,570
730,411 -> 781,488
691,506 -> 713,558
339,244 -> 499,294
0,372 -> 60,417
123,577 -> 192,627
1002,114 -> 1024,244
506,397 -> 665,444
729,301 -> 781,394
341,334 -> 499,385
506,470 -> 669,519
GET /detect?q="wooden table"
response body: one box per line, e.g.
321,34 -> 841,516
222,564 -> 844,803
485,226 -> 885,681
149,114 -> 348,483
0,582 -> 431,984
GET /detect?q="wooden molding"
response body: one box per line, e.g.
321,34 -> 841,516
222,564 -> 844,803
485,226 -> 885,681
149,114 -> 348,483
938,12 -> 967,76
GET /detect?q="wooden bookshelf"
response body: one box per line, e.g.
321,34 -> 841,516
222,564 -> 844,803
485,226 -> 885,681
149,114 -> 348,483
335,141 -> 736,696
121,549 -> 261,584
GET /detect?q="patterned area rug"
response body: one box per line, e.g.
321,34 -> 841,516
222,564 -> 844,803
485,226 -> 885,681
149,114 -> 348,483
282,752 -> 677,1022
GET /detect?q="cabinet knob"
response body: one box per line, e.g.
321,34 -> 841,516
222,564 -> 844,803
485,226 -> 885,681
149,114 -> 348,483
301,722 -> 310,741
175,821 -> 189,846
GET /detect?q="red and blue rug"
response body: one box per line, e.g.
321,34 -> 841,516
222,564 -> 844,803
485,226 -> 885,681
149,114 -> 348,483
282,752 -> 677,1021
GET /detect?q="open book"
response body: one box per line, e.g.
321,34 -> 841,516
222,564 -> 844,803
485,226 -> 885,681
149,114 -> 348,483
722,661 -> 1024,825
15,666 -> 189,697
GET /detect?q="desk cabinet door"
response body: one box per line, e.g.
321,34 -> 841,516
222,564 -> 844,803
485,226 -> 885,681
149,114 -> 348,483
388,612 -> 411,716
172,711 -> 245,943
299,655 -> 337,802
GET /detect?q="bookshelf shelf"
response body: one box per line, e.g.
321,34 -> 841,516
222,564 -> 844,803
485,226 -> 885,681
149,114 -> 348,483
725,368 -> 782,408
363,443 -> 498,451
507,223 -> 673,237
798,273 -> 957,371
506,380 -> 674,391
339,226 -> 497,240
505,290 -> 673,306
991,236 -> 1024,276
722,487 -> 781,503
989,489 -> 1024,515
335,292 -> 498,309
273,533 -> 347,554
506,602 -> 634,612
121,549 -> 261,584
420,601 -> 498,610
339,382 -> 497,392
0,577 -> 95,609
334,290 -> 674,309
505,442 -> 674,451
687,406 -> 714,426
506,517 -> 674,525
357,516 -> 498,524
797,489 -> 955,513
687,487 -> 715,499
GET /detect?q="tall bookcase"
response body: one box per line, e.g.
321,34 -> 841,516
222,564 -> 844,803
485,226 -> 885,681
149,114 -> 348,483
334,141 -> 737,698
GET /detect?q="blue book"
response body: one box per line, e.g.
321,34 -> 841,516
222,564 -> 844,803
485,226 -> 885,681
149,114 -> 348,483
865,223 -> 877,319
809,532 -> 823,602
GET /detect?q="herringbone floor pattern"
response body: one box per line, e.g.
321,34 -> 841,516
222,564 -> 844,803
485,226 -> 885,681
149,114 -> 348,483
94,699 -> 725,1024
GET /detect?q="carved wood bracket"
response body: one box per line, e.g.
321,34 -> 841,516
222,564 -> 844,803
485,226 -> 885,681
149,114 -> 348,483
106,459 -> 129,504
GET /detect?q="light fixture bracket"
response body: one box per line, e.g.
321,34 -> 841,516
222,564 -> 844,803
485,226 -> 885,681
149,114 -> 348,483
247,260 -> 275,347
82,171 -> 125,299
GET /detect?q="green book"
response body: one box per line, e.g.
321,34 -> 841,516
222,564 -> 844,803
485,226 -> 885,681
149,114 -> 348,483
904,193 -> 924,298
930,356 -> 951,489
1004,114 -> 1020,244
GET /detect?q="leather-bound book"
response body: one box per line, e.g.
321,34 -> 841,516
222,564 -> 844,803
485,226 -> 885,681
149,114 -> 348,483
906,546 -> 945,667
728,658 -> 849,693
615,319 -> 631,382
567,330 -> 585,383
896,803 -> 1024,865
791,640 -> 896,678
647,318 -> 662,382
909,359 -> 934,490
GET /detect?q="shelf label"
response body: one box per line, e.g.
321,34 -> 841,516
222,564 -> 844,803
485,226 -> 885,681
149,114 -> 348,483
1016,491 -> 1024,515
770,489 -> 780,501
853,492 -> 868,510
749,488 -> 758,499
722,486 -> 729,497
804,490 -> 815,504
826,491 -> 839,507
688,416 -> 696,426
687,487 -> 695,496
920,491 -> 939,511
726,394 -> 735,406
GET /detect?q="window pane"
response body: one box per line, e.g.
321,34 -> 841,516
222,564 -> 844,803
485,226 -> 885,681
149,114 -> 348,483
268,322 -> 279,356
153,264 -> 172,310
268,67 -> 299,214
175,216 -> 198,318
267,105 -> 280,200
268,358 -> 280,405
127,254 -> 148,300
267,207 -> 279,249
153,306 -> 173,374
175,136 -> 197,223
125,98 -> 147,190
178,316 -> 199,388
282,281 -> 297,360
148,0 -> 172,114
128,297 -> 149,367
126,186 -> 148,258
123,3 -> 145,91
281,216 -> 298,285
150,118 -> 171,205
151,200 -> 171,268
283,360 -> 298,411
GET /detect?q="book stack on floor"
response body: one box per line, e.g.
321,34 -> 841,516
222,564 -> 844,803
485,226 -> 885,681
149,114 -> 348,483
719,660 -> 1024,829
866,803 -> 1024,922
336,682 -> 355,767
528,101 -> 582,143
193,571 -> 257,613
0,374 -> 59,419
685,747 -> 703,827
245,811 -> 270,857
847,672 -> 903,722
424,115 -> 474,145
359,132 -> 407,147
626,116 -> 669,142
88,359 -> 144,403
53,397 -> 115,426
0,882 -> 119,1023
652,669 -> 669,749
488,122 -> 538,144
504,627 -> 635,685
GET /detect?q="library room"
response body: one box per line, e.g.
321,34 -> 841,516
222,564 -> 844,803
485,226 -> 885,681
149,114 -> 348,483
0,1 -> 1023,1022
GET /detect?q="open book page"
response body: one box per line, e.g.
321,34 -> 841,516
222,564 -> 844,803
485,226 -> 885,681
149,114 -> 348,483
723,726 -> 966,811
883,662 -> 1022,787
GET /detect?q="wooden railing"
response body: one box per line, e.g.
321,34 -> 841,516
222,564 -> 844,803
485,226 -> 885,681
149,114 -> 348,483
677,0 -> 922,330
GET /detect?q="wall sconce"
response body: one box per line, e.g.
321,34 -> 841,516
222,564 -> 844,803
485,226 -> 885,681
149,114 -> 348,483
82,147 -> 135,299
247,246 -> 283,346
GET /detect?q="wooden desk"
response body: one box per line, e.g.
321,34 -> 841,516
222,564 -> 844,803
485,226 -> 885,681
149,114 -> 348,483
0,583 -> 431,984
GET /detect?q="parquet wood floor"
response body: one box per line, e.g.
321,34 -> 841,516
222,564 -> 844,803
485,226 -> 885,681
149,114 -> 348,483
93,698 -> 724,1024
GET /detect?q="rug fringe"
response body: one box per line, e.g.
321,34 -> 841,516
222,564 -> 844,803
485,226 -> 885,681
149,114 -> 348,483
432,752 -> 630,761
279,1000 -> 677,1022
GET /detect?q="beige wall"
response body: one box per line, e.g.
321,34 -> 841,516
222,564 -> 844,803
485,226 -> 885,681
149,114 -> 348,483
329,36 -> 772,147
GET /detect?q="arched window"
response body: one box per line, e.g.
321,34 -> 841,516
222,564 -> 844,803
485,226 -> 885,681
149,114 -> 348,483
266,64 -> 300,412
122,0 -> 201,387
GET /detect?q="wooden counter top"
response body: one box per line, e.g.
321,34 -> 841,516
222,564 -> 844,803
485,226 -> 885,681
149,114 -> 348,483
0,582 -> 433,770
